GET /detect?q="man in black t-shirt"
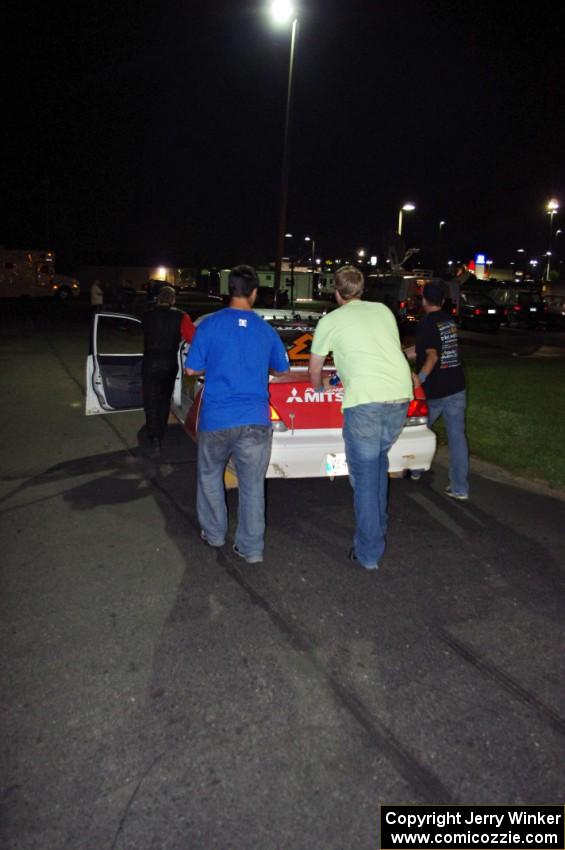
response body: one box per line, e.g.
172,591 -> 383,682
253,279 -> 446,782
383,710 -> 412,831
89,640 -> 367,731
410,281 -> 469,500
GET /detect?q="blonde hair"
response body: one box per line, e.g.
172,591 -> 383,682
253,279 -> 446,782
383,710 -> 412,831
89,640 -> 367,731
334,265 -> 364,300
156,285 -> 176,305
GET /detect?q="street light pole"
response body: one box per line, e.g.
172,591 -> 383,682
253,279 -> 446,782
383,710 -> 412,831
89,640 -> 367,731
397,202 -> 415,237
274,13 -> 299,297
545,199 -> 559,281
437,220 -> 445,271
304,235 -> 315,269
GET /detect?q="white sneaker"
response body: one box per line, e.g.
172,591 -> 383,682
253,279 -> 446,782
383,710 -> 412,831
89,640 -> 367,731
444,486 -> 469,501
232,544 -> 263,564
200,529 -> 224,547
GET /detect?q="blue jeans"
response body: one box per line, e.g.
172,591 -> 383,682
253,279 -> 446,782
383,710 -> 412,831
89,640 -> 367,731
197,425 -> 273,558
343,402 -> 408,569
427,390 -> 469,497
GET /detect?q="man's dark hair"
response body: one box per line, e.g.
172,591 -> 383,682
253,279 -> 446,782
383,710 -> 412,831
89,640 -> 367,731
228,264 -> 259,298
423,282 -> 445,306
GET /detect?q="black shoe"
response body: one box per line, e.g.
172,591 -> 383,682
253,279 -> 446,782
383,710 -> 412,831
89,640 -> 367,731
149,437 -> 161,458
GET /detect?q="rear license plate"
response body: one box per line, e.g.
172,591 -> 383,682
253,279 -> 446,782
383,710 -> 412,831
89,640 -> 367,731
530,307 -> 537,312
488,309 -> 496,314
326,452 -> 348,476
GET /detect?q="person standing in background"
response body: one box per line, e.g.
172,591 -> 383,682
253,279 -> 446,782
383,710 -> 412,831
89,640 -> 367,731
89,279 -> 104,317
408,281 -> 469,500
142,285 -> 195,457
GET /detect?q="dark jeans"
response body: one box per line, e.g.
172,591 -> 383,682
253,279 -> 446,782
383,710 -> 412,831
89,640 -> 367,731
142,357 -> 177,443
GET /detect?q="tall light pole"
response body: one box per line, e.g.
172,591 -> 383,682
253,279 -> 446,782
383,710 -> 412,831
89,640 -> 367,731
271,1 -> 299,297
304,235 -> 316,269
436,220 -> 446,270
397,202 -> 415,237
545,198 -> 559,281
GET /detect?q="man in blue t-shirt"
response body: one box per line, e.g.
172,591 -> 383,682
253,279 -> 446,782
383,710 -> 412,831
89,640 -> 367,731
184,265 -> 290,563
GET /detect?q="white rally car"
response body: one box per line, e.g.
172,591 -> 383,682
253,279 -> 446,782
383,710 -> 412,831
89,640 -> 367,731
85,309 -> 436,479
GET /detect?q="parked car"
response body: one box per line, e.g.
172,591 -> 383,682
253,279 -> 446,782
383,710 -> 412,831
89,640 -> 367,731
542,292 -> 565,329
457,290 -> 505,331
85,309 -> 437,480
363,274 -> 459,332
488,285 -> 546,327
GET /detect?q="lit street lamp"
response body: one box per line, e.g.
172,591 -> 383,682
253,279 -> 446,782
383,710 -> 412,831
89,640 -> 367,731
304,235 -> 316,270
283,232 -> 294,257
271,1 -> 299,296
437,220 -> 446,270
545,198 -> 560,281
397,203 -> 415,237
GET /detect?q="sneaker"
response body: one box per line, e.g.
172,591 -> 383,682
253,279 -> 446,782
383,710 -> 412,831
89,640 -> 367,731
232,544 -> 263,564
200,529 -> 224,547
348,548 -> 379,571
444,485 -> 469,501
149,437 -> 161,459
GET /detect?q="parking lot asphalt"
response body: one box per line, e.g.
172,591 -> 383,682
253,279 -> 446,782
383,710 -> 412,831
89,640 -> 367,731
1,323 -> 564,850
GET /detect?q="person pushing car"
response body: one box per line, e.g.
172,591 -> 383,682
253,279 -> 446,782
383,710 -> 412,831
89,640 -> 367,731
309,265 -> 412,571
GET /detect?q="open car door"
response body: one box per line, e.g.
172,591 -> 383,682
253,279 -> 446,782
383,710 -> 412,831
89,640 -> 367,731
85,312 -> 144,415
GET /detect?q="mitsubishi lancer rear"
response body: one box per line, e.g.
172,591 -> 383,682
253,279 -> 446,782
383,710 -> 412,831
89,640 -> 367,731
178,309 -> 436,481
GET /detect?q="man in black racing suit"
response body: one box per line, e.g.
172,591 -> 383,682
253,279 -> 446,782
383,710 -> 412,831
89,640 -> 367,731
142,286 -> 195,456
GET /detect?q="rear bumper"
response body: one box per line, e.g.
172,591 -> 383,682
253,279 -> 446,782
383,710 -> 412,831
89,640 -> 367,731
266,425 -> 436,479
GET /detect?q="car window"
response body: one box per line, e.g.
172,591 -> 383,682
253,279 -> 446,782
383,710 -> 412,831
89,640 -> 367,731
270,319 -> 321,363
463,293 -> 496,306
517,292 -> 542,304
488,289 -> 505,303
97,315 -> 144,355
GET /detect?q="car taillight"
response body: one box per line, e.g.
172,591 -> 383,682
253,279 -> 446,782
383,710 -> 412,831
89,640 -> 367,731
406,397 -> 428,426
513,304 -> 521,311
474,308 -> 482,315
270,405 -> 287,432
452,307 -> 457,315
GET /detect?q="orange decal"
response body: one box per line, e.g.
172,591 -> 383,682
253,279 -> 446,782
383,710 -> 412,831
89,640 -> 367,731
287,333 -> 313,361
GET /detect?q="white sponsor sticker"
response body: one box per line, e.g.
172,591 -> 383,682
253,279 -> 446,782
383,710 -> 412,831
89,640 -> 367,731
325,453 -> 349,476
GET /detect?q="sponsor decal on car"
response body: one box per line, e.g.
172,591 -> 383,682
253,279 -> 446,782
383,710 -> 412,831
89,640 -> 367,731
286,387 -> 344,403
286,333 -> 313,361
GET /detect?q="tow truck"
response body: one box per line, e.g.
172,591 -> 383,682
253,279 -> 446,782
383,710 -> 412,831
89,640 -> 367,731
0,248 -> 80,300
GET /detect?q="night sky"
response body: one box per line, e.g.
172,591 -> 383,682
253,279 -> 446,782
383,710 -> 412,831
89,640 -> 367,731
3,0 -> 565,271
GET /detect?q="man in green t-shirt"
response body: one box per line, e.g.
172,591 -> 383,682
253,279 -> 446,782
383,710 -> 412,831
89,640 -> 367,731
309,266 -> 412,570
